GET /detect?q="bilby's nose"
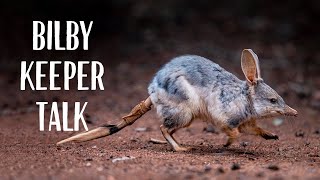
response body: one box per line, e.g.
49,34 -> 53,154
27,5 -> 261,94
285,105 -> 298,117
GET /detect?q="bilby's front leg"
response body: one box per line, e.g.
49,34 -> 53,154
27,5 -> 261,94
238,119 -> 278,140
222,126 -> 240,147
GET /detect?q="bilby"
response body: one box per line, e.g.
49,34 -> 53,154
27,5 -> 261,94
57,49 -> 298,151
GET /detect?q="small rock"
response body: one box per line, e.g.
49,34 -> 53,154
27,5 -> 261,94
204,165 -> 212,172
85,158 -> 93,161
99,153 -> 105,157
267,164 -> 280,171
112,156 -> 135,163
216,167 -> 225,174
231,163 -> 240,170
86,162 -> 91,167
97,166 -> 104,171
135,127 -> 148,132
273,118 -> 284,126
92,145 -> 97,149
314,129 -> 320,134
295,130 -> 305,137
130,137 -> 137,142
240,141 -> 249,147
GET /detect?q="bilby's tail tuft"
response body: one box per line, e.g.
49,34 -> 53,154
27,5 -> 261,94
56,97 -> 152,145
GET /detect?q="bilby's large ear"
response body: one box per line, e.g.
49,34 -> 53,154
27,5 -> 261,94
241,49 -> 261,84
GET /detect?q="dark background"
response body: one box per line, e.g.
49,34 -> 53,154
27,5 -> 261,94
1,0 -> 320,64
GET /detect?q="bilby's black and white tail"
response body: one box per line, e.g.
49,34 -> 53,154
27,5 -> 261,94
56,97 -> 152,145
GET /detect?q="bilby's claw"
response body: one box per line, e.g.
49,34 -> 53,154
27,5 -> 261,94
174,146 -> 191,152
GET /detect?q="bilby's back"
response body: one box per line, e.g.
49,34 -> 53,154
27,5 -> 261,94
148,55 -> 248,128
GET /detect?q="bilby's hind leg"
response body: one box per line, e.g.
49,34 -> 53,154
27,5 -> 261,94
160,125 -> 190,151
222,126 -> 240,147
238,119 -> 278,140
155,99 -> 193,151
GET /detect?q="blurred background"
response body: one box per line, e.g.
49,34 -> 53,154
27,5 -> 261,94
0,0 -> 319,113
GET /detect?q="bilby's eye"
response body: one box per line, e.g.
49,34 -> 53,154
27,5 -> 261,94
270,98 -> 277,104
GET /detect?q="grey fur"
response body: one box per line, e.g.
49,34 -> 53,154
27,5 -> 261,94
148,54 -> 295,130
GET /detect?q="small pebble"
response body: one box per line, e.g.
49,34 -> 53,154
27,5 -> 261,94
85,158 -> 93,161
130,138 -> 137,142
99,153 -> 105,157
231,163 -> 240,170
97,166 -> 104,171
216,167 -> 225,174
112,156 -> 135,163
204,165 -> 212,172
267,164 -> 280,171
240,141 -> 249,147
295,130 -> 305,137
135,127 -> 148,132
314,129 -> 320,134
86,162 -> 91,167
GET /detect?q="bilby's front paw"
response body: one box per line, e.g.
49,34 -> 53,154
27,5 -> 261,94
261,133 -> 279,140
223,137 -> 236,147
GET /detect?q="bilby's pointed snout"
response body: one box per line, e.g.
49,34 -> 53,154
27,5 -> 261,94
285,105 -> 298,117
